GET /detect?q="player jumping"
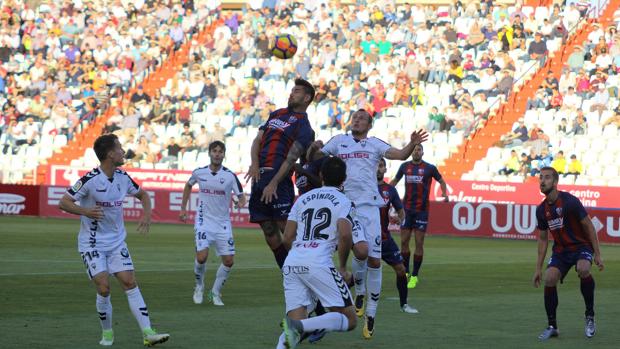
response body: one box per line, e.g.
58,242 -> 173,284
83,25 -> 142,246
389,144 -> 448,288
59,134 -> 169,347
533,167 -> 604,340
180,141 -> 246,306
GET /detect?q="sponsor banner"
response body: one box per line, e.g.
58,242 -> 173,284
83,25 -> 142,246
0,184 -> 40,216
40,186 -> 255,227
431,180 -> 620,209
46,165 -> 193,191
427,201 -> 620,244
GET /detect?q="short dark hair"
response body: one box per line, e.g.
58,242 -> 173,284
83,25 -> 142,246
413,143 -> 424,151
321,157 -> 347,187
295,78 -> 315,104
540,166 -> 559,182
94,134 -> 119,161
208,140 -> 226,152
356,108 -> 373,123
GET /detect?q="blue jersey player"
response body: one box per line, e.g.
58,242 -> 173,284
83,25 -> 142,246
377,158 -> 418,314
533,167 -> 604,340
390,144 -> 447,288
245,79 -> 316,268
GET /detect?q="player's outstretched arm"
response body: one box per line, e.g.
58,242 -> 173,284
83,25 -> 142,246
59,194 -> 103,220
384,129 -> 429,160
533,229 -> 549,288
337,218 -> 353,274
438,178 -> 449,202
134,189 -> 152,235
245,130 -> 264,184
261,141 -> 306,204
306,140 -> 326,162
282,220 -> 298,251
179,182 -> 193,222
581,216 -> 604,271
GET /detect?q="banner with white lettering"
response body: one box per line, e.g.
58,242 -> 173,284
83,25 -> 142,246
0,184 -> 40,216
428,201 -> 620,244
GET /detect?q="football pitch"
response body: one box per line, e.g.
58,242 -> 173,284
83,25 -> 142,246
1,216 -> 618,349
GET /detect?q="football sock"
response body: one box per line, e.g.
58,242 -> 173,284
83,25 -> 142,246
544,286 -> 558,328
96,293 -> 113,330
580,275 -> 595,317
276,332 -> 286,349
396,273 -> 408,307
194,259 -> 206,287
366,266 -> 382,318
402,251 -> 411,275
125,287 -> 151,330
301,312 -> 349,332
212,264 -> 231,295
412,254 -> 423,277
273,244 -> 288,269
352,257 -> 368,296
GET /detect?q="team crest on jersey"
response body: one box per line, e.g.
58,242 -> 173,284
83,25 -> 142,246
227,238 -> 234,246
220,178 -> 225,184
120,248 -> 129,258
360,140 -> 366,147
288,116 -> 297,123
72,180 -> 83,192
382,190 -> 390,203
407,168 -> 412,174
556,207 -> 563,216
418,168 -> 425,175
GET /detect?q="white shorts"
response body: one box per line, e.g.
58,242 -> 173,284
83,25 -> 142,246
195,221 -> 235,256
79,242 -> 134,280
283,264 -> 353,313
352,204 -> 381,259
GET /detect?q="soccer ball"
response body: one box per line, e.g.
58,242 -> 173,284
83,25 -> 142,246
271,34 -> 297,59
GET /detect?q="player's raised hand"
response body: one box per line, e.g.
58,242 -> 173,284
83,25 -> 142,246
85,206 -> 104,220
245,163 -> 260,184
532,270 -> 542,288
410,129 -> 429,144
137,215 -> 151,235
261,182 -> 278,204
594,255 -> 604,271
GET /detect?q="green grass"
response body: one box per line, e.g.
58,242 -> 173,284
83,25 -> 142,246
1,216 -> 619,349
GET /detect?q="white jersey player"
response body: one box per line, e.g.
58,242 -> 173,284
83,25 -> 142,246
59,134 -> 169,347
307,109 -> 427,339
277,157 -> 357,349
180,141 -> 246,306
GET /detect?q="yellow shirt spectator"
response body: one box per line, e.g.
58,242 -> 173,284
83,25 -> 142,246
567,157 -> 583,174
551,152 -> 567,174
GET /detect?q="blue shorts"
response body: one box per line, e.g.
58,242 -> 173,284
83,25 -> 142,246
381,235 -> 404,266
401,210 -> 428,232
248,169 -> 295,223
547,247 -> 594,281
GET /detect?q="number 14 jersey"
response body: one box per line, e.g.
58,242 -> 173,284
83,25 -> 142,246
286,187 -> 354,266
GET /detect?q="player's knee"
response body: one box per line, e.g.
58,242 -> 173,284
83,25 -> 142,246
352,243 -> 368,260
394,264 -> 406,277
367,257 -> 381,268
544,273 -> 560,287
223,259 -> 234,268
97,287 -> 110,297
577,267 -> 590,279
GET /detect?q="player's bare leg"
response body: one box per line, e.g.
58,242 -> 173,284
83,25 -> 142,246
352,241 -> 368,317
409,229 -> 425,288
92,273 -> 114,346
363,256 -> 382,339
390,262 -> 418,314
116,271 -> 169,346
576,259 -> 596,338
209,254 -> 233,306
193,248 -> 209,304
539,267 -> 561,340
260,220 -> 288,268
400,228 -> 413,275
280,305 -> 357,349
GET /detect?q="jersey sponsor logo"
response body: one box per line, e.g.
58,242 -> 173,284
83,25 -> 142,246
287,116 -> 298,123
547,217 -> 564,230
200,188 -> 226,195
120,247 -> 130,258
452,202 -> 537,235
96,201 -> 124,207
282,265 -> 309,275
405,175 -> 423,183
267,118 -> 293,130
381,190 -> 390,203
338,152 -> 370,160
0,193 -> 26,214
72,180 -> 83,192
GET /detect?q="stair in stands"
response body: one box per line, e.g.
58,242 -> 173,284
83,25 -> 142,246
439,1 -> 618,179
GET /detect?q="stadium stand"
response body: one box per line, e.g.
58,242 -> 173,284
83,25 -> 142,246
2,0 -> 619,189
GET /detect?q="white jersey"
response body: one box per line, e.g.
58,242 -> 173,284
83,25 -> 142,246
322,134 -> 391,206
188,166 -> 243,227
67,168 -> 140,252
285,187 -> 354,266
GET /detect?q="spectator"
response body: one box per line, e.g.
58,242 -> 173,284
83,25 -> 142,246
499,150 -> 520,176
589,83 -> 610,117
526,89 -> 546,110
427,106 -> 445,132
551,151 -> 567,174
130,85 -> 151,104
565,154 -> 583,179
526,32 -> 548,65
500,118 -> 528,147
161,136 -> 182,168
531,148 -> 553,176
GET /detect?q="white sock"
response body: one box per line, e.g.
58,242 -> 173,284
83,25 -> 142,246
352,257 -> 368,296
276,332 -> 286,349
301,312 -> 349,332
125,287 -> 151,331
194,259 -> 206,287
212,264 -> 231,295
365,266 -> 382,318
96,294 -> 113,331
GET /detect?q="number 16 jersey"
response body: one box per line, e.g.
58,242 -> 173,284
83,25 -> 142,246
285,187 -> 354,266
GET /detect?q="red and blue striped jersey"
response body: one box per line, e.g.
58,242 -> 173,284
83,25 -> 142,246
393,161 -> 441,212
378,182 -> 403,240
258,108 -> 315,170
536,191 -> 592,253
